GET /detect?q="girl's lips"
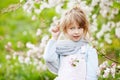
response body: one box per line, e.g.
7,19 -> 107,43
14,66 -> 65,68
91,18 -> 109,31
73,36 -> 80,39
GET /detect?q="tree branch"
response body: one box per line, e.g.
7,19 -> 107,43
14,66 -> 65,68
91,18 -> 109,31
97,48 -> 120,64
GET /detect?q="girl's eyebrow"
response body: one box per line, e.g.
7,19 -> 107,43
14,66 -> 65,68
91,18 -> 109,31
80,26 -> 84,28
68,25 -> 75,28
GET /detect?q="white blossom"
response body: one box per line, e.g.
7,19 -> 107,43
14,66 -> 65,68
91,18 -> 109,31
108,21 -> 115,28
31,15 -> 37,21
26,50 -> 32,57
111,63 -> 116,78
99,61 -> 108,70
48,0 -> 62,7
41,35 -> 49,42
103,68 -> 110,78
55,3 -> 64,14
24,57 -> 31,64
67,1 -> 76,8
35,0 -> 41,3
92,41 -> 99,46
40,2 -> 49,9
96,31 -> 104,39
52,16 -> 58,22
116,21 -> 120,27
34,9 -> 42,14
99,43 -> 104,48
41,65 -> 47,70
18,56 -> 24,63
101,24 -> 110,32
117,65 -> 120,69
115,27 -> 120,38
104,33 -> 112,44
36,29 -> 42,36
99,0 -> 114,19
92,14 -> 97,19
23,0 -> 34,14
90,19 -> 98,32
91,0 -> 99,7
26,42 -> 35,49
34,59 -> 39,65
6,55 -> 11,60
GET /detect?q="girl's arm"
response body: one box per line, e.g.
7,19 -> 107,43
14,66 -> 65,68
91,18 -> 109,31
43,39 -> 60,74
43,25 -> 60,74
86,46 -> 98,80
43,39 -> 58,62
43,25 -> 60,62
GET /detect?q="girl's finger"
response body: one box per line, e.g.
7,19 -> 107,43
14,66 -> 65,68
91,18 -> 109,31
52,26 -> 60,33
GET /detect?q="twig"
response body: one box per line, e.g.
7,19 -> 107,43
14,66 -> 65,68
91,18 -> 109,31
0,3 -> 22,14
97,48 -> 120,64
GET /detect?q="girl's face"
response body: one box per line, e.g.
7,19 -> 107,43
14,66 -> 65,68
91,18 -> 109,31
65,22 -> 84,42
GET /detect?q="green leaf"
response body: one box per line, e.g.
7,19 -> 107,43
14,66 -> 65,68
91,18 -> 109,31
112,1 -> 120,9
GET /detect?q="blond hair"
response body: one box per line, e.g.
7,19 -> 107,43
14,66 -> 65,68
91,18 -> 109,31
59,7 -> 89,39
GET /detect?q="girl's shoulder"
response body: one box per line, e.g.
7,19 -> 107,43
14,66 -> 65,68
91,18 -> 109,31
86,44 -> 97,53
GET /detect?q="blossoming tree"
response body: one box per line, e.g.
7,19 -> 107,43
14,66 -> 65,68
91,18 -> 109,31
0,0 -> 120,79
21,0 -> 120,79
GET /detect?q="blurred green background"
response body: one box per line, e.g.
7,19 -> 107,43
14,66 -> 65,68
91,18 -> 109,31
0,0 -> 56,80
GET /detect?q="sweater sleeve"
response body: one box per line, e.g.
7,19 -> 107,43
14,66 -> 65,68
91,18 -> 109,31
43,39 -> 59,74
86,45 -> 98,80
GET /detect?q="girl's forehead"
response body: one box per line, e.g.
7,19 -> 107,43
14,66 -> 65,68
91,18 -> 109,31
67,22 -> 79,28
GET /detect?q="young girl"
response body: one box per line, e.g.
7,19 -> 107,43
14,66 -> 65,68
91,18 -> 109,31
43,7 -> 98,80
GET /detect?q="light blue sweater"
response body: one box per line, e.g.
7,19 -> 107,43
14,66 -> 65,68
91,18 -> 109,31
43,39 -> 98,80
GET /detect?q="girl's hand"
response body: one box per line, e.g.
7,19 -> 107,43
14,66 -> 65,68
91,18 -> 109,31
51,26 -> 60,40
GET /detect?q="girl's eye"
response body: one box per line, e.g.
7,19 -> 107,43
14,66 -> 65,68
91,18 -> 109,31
78,26 -> 82,29
78,26 -> 83,29
70,27 -> 75,29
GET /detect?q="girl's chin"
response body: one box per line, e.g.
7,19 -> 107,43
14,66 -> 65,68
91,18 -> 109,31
66,36 -> 81,41
71,38 -> 81,42
73,40 -> 80,42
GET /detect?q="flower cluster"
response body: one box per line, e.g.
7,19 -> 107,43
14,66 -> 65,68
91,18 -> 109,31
4,35 -> 49,71
98,61 -> 119,78
22,0 -> 120,46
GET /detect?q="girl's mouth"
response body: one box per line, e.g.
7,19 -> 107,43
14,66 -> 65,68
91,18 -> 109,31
73,36 -> 80,39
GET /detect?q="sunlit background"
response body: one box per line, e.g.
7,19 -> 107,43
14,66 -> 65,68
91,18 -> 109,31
0,0 -> 120,80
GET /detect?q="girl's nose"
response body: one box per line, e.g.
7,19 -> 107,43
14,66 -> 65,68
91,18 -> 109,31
75,29 -> 79,33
